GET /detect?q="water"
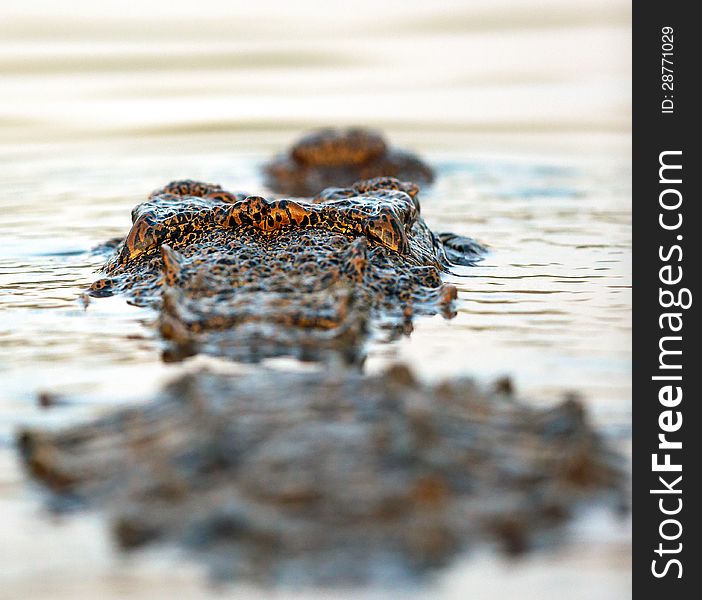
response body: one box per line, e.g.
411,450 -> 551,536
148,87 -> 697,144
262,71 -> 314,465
0,1 -> 631,598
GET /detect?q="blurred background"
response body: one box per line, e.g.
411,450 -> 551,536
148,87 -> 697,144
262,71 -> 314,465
0,1 -> 631,599
1,0 -> 630,153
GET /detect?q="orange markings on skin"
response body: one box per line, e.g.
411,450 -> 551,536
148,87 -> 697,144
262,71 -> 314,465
123,181 -> 417,263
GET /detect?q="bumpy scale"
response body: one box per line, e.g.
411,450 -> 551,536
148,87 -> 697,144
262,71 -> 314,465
89,177 -> 483,363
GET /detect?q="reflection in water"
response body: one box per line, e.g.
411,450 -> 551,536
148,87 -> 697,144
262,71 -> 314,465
18,364 -> 624,585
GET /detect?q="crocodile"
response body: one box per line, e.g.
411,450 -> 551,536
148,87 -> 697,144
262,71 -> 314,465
264,128 -> 435,196
18,363 -> 624,585
88,177 -> 484,363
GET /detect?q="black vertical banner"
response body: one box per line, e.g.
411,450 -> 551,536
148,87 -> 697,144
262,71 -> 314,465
633,2 -> 700,597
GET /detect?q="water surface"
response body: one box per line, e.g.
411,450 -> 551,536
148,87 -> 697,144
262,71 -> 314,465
0,1 -> 631,597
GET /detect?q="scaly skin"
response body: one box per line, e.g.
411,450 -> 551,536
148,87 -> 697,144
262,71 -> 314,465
122,177 -> 419,262
89,177 -> 482,363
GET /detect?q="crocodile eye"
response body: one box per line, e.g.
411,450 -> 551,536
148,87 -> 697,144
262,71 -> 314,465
365,215 -> 409,254
124,215 -> 159,260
